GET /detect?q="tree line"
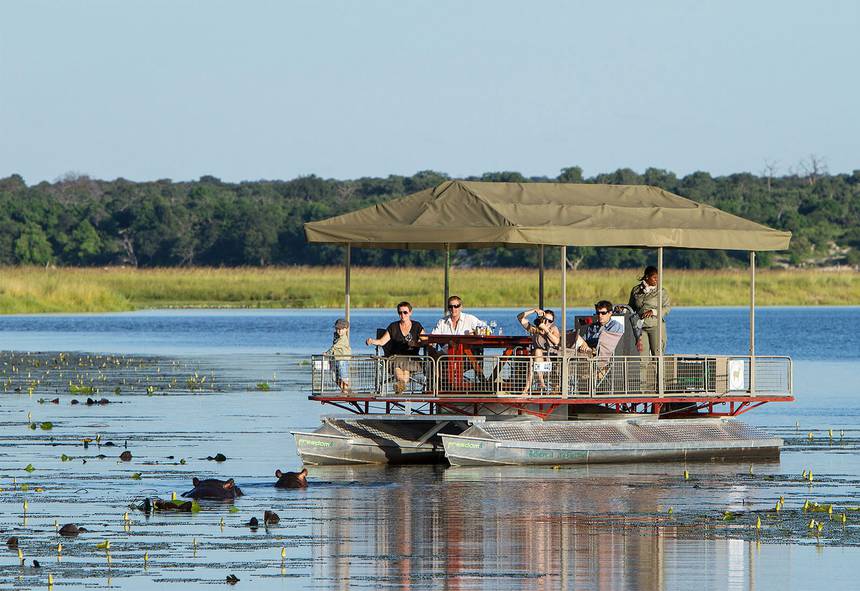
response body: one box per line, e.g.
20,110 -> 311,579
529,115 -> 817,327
1,165 -> 859,269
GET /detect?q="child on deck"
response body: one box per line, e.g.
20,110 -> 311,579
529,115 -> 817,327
326,318 -> 352,394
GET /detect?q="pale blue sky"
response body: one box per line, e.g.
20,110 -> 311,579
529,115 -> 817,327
1,0 -> 858,184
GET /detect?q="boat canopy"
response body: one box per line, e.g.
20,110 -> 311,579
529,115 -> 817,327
304,180 -> 791,251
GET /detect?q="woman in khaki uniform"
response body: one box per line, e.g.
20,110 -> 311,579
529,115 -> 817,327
628,266 -> 670,355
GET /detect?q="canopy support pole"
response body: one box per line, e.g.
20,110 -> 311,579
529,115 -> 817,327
444,244 -> 451,314
750,251 -> 756,395
657,247 -> 664,398
538,245 -> 545,310
345,243 -> 351,323
561,246 -> 568,399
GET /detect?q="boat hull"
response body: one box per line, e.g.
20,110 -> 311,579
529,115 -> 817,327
293,415 -> 472,465
441,418 -> 782,466
293,429 -> 446,465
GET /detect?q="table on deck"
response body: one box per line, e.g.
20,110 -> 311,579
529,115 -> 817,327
422,334 -> 531,392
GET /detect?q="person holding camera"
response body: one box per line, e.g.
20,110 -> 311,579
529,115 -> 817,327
517,307 -> 560,394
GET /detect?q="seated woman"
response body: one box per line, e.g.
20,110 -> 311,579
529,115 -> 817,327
366,301 -> 426,395
517,307 -> 560,394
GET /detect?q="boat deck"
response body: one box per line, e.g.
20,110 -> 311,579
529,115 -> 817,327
310,353 -> 793,418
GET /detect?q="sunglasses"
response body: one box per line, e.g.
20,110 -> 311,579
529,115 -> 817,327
448,304 -> 461,309
398,310 -> 410,315
596,310 -> 611,316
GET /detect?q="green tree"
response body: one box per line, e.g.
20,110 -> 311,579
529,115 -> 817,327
64,220 -> 102,263
557,166 -> 584,182
14,224 -> 53,264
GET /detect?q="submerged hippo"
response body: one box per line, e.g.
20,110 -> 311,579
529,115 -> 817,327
181,477 -> 244,500
59,524 -> 89,537
274,468 -> 308,489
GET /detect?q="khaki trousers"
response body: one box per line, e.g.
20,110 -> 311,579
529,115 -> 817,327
640,322 -> 667,356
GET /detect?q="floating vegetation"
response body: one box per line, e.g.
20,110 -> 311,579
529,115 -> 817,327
256,382 -> 271,391
69,382 -> 95,394
0,351 -> 260,398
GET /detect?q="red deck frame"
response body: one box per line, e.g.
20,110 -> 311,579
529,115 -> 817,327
308,394 -> 794,420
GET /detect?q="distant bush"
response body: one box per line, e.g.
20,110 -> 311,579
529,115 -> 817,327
1,167 -> 859,269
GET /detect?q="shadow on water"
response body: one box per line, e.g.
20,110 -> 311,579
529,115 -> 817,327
3,309 -> 860,589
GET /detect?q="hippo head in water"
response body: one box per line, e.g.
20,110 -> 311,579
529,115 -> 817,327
181,477 -> 244,500
274,468 -> 308,489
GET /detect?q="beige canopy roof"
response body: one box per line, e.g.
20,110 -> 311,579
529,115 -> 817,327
304,180 -> 791,251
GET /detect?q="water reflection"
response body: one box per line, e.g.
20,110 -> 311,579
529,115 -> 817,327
307,465 -> 782,590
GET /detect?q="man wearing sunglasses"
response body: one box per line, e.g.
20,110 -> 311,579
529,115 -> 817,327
573,300 -> 623,359
431,296 -> 483,336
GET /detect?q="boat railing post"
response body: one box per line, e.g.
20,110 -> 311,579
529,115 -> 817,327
657,247 -> 664,398
432,354 -> 438,398
345,243 -> 351,323
444,243 -> 450,315
561,245 -> 568,399
750,251 -> 756,395
539,245 -> 545,310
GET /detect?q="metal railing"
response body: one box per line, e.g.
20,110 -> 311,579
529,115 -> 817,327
310,354 -> 792,398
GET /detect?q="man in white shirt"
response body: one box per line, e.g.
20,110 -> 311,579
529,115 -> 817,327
432,295 -> 482,335
429,295 -> 486,383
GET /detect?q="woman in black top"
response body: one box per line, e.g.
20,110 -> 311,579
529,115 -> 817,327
366,301 -> 426,394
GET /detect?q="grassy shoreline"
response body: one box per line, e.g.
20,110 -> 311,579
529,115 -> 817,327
1,266 -> 859,314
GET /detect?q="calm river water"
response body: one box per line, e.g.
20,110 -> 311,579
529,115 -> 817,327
1,307 -> 859,590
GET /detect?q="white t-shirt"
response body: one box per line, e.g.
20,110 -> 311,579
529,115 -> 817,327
431,312 -> 482,335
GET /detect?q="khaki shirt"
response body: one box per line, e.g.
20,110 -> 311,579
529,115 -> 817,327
326,334 -> 352,359
628,283 -> 671,328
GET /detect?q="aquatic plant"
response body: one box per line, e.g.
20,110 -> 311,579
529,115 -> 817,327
68,382 -> 94,395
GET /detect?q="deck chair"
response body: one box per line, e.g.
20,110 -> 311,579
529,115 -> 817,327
569,315 -> 625,394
